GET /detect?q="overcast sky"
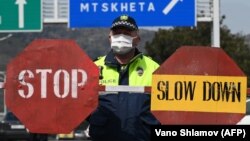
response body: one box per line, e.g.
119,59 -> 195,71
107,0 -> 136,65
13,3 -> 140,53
221,0 -> 250,34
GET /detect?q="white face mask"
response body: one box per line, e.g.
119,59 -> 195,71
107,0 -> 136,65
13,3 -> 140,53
110,34 -> 135,55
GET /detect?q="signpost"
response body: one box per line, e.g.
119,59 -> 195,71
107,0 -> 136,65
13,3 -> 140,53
5,39 -> 99,133
69,0 -> 196,28
151,46 -> 247,124
0,0 -> 42,32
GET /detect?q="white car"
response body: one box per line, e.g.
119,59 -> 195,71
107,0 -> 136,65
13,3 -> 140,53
237,98 -> 250,125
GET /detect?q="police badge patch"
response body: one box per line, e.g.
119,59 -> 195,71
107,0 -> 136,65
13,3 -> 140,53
136,67 -> 144,76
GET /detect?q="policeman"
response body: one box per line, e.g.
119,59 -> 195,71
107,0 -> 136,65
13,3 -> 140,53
89,14 -> 161,141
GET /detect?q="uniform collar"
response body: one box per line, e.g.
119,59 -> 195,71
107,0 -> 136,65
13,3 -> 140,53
104,48 -> 143,67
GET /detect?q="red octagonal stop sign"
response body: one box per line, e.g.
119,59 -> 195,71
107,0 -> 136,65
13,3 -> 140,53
151,46 -> 247,124
5,39 -> 99,134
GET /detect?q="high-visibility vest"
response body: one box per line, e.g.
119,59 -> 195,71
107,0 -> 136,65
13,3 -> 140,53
95,53 -> 159,86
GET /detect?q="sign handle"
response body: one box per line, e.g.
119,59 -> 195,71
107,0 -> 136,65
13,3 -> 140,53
0,81 -> 249,96
98,85 -> 151,93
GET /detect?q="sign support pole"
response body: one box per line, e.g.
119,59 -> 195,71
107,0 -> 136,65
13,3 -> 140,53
211,0 -> 220,48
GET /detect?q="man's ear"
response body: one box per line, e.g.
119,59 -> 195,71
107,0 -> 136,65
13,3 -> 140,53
137,36 -> 141,42
109,33 -> 112,43
134,36 -> 141,46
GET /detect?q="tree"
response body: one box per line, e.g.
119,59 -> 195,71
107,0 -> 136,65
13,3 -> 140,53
145,22 -> 250,87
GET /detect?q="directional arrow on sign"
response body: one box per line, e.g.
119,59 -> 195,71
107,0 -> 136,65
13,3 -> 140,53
15,0 -> 27,28
163,0 -> 182,15
0,0 -> 41,32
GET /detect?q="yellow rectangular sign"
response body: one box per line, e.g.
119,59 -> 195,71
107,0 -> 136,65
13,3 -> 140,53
151,75 -> 247,113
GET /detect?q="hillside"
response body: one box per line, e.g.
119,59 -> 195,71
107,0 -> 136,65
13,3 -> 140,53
0,24 -> 156,71
246,34 -> 250,46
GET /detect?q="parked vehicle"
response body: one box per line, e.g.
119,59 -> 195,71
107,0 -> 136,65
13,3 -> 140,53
56,131 -> 74,140
237,97 -> 250,124
0,111 -> 48,141
56,120 -> 90,140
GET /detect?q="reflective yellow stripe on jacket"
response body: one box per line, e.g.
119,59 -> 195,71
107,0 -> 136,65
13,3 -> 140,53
95,55 -> 159,86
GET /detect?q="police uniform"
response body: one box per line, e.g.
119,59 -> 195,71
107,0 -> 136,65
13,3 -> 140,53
89,15 -> 161,141
89,49 -> 160,141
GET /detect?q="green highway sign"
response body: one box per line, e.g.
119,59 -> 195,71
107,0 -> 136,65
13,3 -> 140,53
0,0 -> 42,32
